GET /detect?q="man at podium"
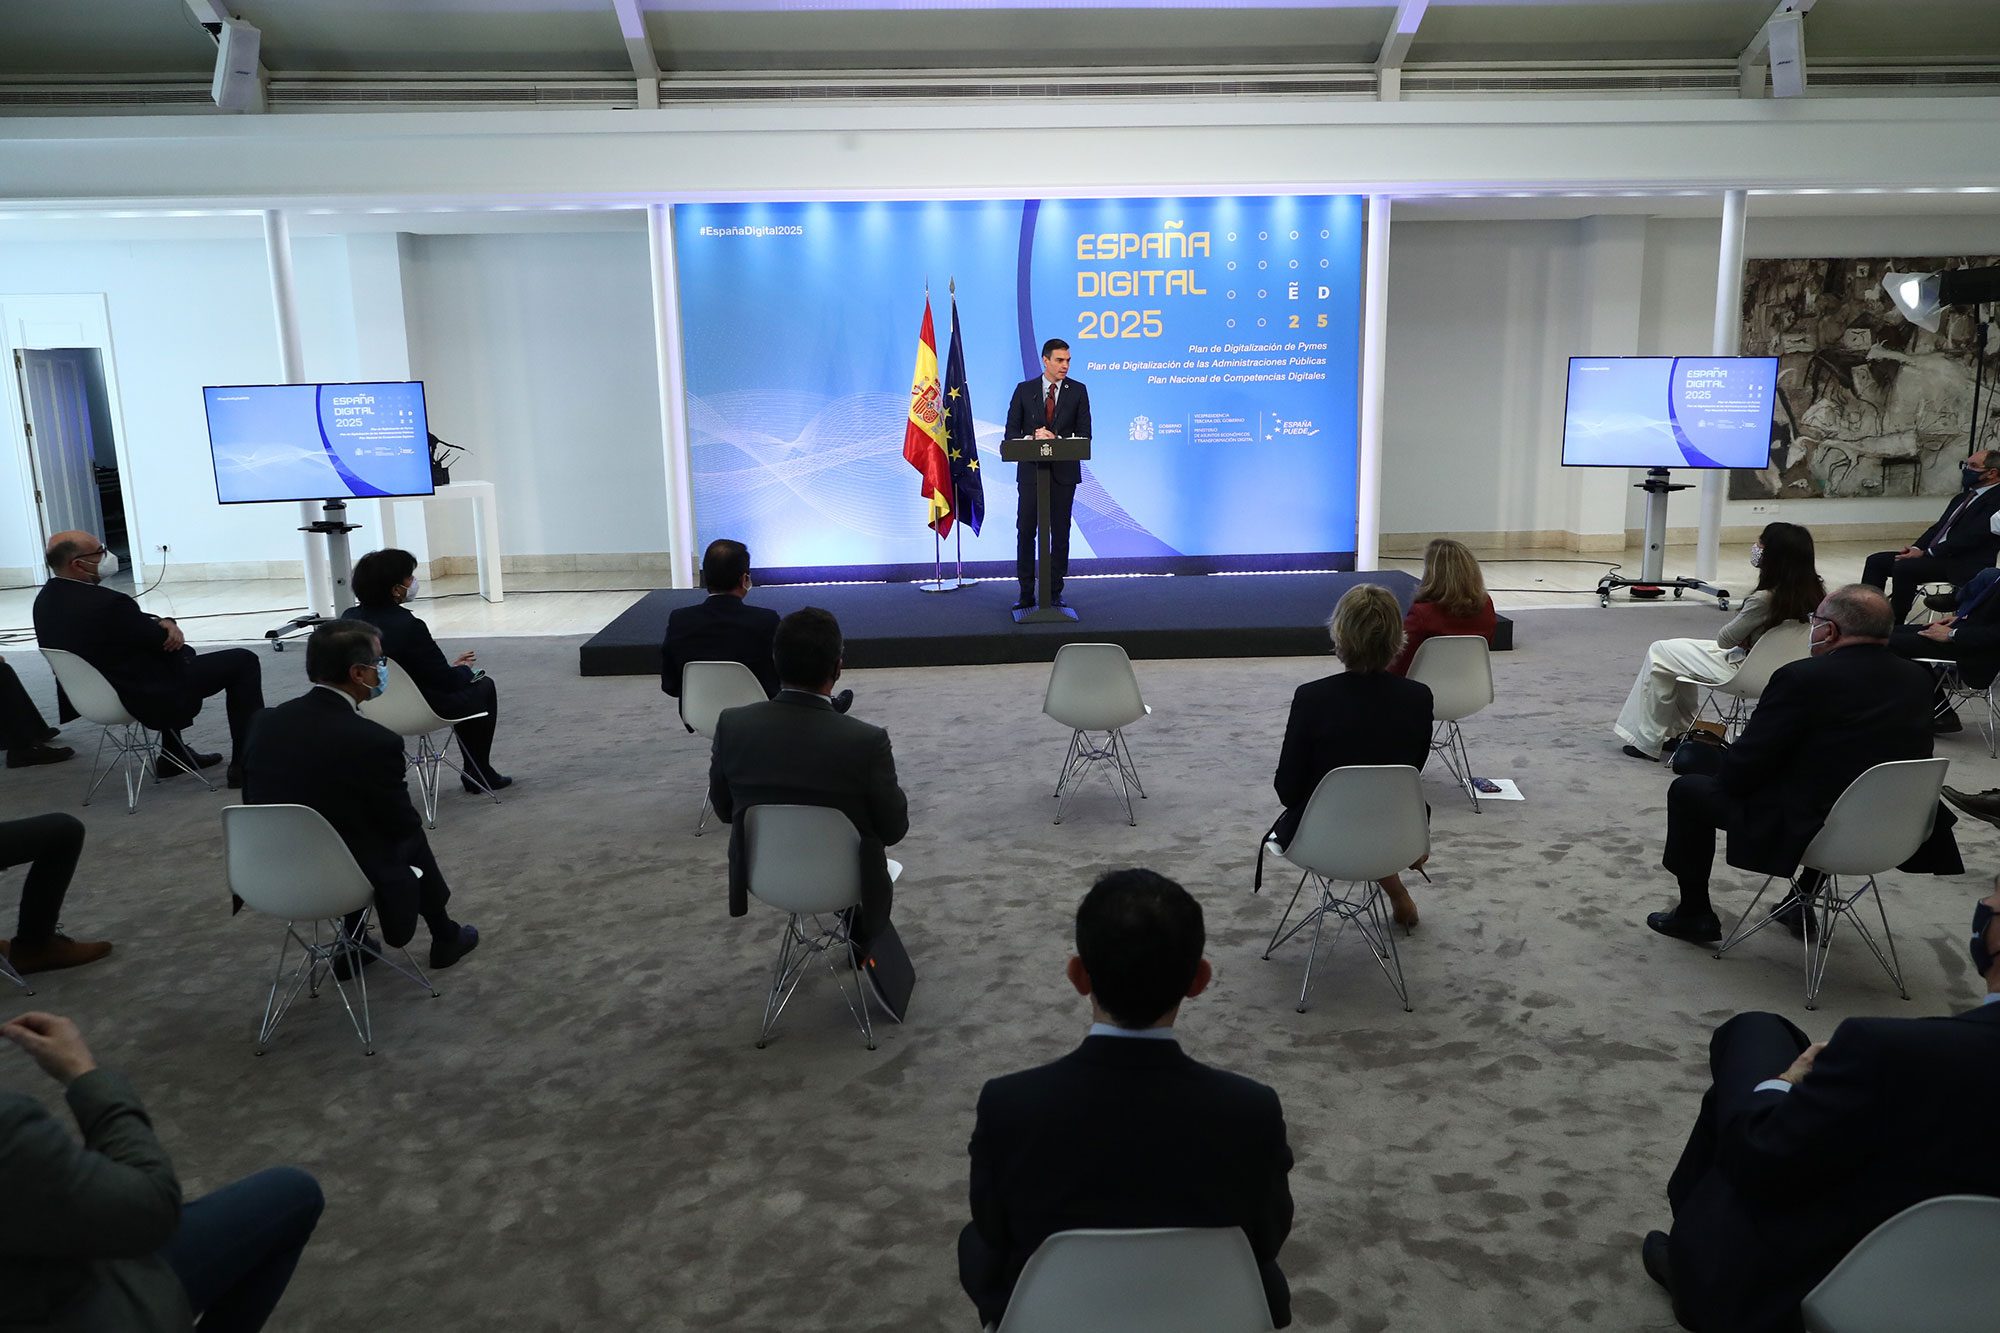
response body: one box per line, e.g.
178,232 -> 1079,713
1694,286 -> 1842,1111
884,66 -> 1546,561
1006,339 -> 1091,611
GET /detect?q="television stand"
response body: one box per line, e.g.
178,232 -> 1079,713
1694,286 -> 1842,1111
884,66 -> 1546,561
267,498 -> 361,650
1596,468 -> 1731,611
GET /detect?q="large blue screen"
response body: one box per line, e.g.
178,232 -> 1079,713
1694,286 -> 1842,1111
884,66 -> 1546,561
675,196 -> 1363,572
203,381 -> 433,504
1561,357 -> 1779,469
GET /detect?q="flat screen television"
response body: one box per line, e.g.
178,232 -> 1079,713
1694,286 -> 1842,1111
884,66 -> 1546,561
1561,356 -> 1779,469
203,381 -> 434,504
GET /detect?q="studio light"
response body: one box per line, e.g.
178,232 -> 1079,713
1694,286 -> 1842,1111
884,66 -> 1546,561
1881,266 -> 2000,332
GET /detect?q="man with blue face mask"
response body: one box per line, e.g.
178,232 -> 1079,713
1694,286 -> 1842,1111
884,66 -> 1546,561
1640,885 -> 2000,1333
1860,449 -> 2000,622
239,623 -> 480,972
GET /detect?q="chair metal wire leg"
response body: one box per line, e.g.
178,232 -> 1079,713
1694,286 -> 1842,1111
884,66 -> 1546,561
256,919 -> 378,1055
1432,720 -> 1480,812
1295,887 -> 1332,1013
1053,729 -> 1141,825
1714,874 -> 1787,958
435,730 -> 502,806
0,951 -> 34,995
1358,885 -> 1414,1011
410,734 -> 444,828
754,912 -> 875,1050
693,791 -> 713,836
1263,874 -> 1313,960
1837,875 -> 1910,1005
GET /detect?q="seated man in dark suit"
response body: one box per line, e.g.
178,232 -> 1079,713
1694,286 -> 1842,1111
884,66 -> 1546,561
0,655 -> 71,768
1860,449 -> 2000,621
1888,563 -> 2000,734
343,546 -> 510,792
1642,877 -> 2000,1333
708,606 -> 904,976
958,868 -> 1295,1329
1,813 -> 110,974
240,622 -> 480,970
32,530 -> 264,786
662,538 -> 849,729
1648,583 -> 1959,944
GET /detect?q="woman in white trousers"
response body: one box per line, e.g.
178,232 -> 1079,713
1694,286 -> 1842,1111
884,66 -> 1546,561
1614,522 -> 1824,760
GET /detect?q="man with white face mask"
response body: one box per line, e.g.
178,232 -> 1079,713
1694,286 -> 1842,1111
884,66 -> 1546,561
32,530 -> 264,787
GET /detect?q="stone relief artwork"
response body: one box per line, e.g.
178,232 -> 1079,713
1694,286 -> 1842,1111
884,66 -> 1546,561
1729,256 -> 2000,501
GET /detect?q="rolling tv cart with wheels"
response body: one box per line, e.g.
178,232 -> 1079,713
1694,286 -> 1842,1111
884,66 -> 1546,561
1596,468 -> 1731,611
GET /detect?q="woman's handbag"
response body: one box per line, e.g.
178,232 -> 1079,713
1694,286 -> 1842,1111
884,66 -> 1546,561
1669,720 -> 1730,776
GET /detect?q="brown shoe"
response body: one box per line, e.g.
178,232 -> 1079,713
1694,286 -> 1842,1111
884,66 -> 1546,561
7,934 -> 114,974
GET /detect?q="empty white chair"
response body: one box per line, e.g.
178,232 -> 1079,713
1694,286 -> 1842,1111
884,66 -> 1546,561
1912,657 -> 1999,759
1405,635 -> 1493,811
995,1228 -> 1275,1333
41,647 -> 214,814
223,803 -> 439,1056
1714,758 -> 1947,1009
742,803 -> 902,1050
1261,765 -> 1427,1012
681,660 -> 770,835
1802,1195 -> 2000,1333
1679,620 -> 1812,741
1043,643 -> 1151,825
358,657 -> 499,828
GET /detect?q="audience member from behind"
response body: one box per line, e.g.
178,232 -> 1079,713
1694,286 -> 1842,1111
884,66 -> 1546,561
1646,584 -> 1959,945
344,547 -> 510,792
0,1011 -> 324,1332
662,538 -> 851,726
708,607 -> 904,1000
0,814 -> 109,974
1273,584 -> 1432,930
241,622 -> 481,970
1615,522 -> 1824,761
1860,447 -> 2000,621
0,654 -> 72,767
33,531 -> 264,786
1641,877 -> 2000,1333
957,869 -> 1295,1329
1388,537 -> 1497,676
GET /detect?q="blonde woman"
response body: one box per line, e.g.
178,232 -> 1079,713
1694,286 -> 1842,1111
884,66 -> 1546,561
1272,584 -> 1433,930
1389,538 -> 1497,676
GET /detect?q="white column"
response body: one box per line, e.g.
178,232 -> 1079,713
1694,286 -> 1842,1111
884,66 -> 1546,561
647,203 -> 697,590
261,209 -> 331,616
1698,189 -> 1749,583
1356,195 -> 1392,573
1572,215 -> 1648,552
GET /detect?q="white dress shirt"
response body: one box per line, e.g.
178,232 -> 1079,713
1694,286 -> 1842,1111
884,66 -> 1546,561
1088,1022 -> 1177,1041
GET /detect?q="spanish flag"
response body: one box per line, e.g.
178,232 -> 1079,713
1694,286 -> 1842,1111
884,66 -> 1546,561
901,296 -> 954,535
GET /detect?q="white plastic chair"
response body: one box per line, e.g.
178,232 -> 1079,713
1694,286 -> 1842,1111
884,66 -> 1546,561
40,647 -> 214,813
682,661 -> 769,835
1261,765 -> 1428,1012
1043,643 -> 1152,825
994,1228 -> 1275,1333
1405,635 -> 1494,811
358,659 -> 499,828
742,803 -> 902,1051
1912,657 -> 1999,759
1714,758 -> 1947,1009
223,804 -> 439,1056
1680,620 -> 1813,740
1801,1195 -> 2000,1333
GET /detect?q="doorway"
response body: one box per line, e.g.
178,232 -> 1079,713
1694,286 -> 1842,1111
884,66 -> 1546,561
13,347 -> 134,591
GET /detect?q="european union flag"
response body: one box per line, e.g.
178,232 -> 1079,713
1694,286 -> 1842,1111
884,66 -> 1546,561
942,295 -> 984,537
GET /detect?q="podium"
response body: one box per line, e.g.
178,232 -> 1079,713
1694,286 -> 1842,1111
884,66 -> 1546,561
1000,436 -> 1091,623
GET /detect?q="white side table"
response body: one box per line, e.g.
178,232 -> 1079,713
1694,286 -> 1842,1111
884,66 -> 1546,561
377,480 -> 504,602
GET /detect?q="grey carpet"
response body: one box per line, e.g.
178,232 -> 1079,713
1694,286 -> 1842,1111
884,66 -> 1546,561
2,603 -> 1995,1332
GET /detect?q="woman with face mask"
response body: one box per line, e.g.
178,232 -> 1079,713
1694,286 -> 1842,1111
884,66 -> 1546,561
1614,522 -> 1825,762
342,547 -> 511,794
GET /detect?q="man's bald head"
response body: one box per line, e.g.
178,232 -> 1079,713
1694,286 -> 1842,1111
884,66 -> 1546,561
45,531 -> 106,582
1810,583 -> 1894,656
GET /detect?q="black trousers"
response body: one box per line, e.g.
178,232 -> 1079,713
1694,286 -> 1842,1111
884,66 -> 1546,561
1669,1010 -> 1810,1212
0,661 -> 54,751
1886,625 -> 1984,716
1016,478 -> 1077,600
170,648 -> 265,760
428,675 -> 500,781
1663,774 -> 1741,915
1861,550 -> 1984,621
0,812 -> 85,945
353,830 -> 458,949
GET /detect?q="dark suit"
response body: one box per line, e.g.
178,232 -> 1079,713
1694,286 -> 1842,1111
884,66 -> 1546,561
1861,483 -> 2000,619
32,575 -> 263,758
241,688 -> 459,949
707,690 -> 907,953
1888,565 -> 2000,702
958,1035 -> 1295,1328
343,600 -> 500,781
660,595 -> 782,725
1663,644 -> 1960,912
1272,670 -> 1433,847
1666,1004 -> 2000,1333
1005,376 -> 1091,601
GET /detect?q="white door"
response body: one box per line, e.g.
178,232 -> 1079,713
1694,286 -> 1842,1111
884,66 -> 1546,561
13,348 -> 102,542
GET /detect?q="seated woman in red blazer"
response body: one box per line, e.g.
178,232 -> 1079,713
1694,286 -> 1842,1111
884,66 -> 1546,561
1389,537 -> 1497,676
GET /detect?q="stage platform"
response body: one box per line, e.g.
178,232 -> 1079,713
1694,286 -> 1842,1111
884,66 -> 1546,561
579,570 -> 1514,676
